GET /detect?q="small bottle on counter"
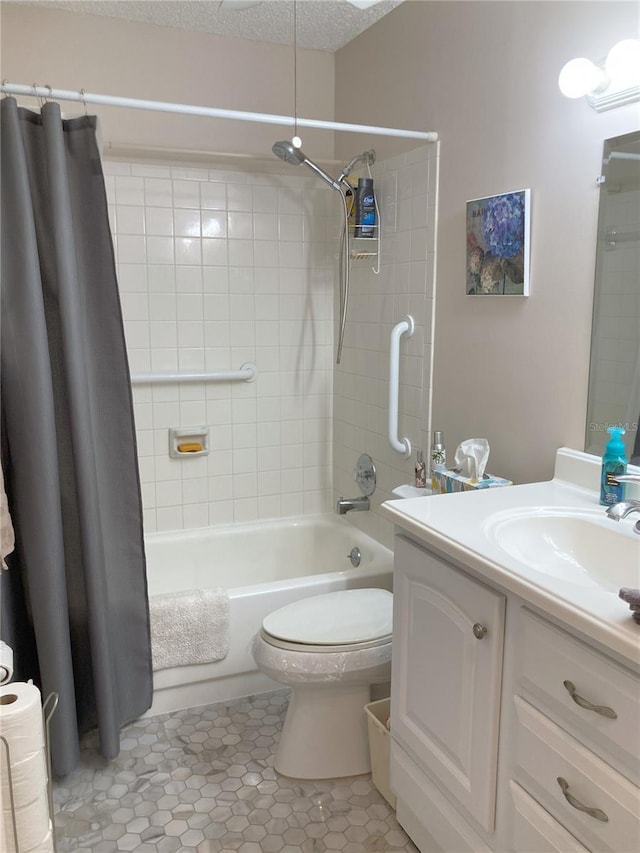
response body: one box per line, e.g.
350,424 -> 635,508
415,450 -> 426,488
600,425 -> 627,506
431,431 -> 447,492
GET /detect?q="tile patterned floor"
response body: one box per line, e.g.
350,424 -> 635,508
53,690 -> 418,852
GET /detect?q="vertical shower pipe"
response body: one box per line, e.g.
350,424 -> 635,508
389,316 -> 414,457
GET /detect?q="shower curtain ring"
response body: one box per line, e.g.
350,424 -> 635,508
43,84 -> 53,104
80,88 -> 88,116
1,80 -> 8,98
33,82 -> 44,108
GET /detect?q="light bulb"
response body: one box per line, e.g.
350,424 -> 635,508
292,135 -> 303,149
558,57 -> 608,98
605,39 -> 640,88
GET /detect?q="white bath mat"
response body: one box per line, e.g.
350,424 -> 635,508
150,588 -> 230,671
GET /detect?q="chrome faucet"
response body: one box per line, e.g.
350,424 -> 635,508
336,496 -> 370,515
606,475 -> 640,534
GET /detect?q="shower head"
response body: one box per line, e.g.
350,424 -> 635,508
272,140 -> 343,192
272,140 -> 306,165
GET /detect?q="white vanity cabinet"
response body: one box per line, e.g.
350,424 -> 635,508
391,532 -> 640,853
391,535 -> 505,836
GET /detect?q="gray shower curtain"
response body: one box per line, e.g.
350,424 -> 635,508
0,97 -> 152,776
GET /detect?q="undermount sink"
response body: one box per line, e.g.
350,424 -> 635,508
484,508 -> 640,591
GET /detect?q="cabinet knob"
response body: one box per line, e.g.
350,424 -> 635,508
557,777 -> 608,823
562,680 -> 618,719
472,623 -> 487,640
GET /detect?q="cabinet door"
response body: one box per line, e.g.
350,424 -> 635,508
392,535 -> 506,832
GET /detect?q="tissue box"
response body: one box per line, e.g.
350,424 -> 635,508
435,469 -> 513,494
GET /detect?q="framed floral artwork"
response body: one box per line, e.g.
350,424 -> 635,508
466,189 -> 530,295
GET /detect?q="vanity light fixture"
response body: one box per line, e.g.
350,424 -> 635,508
558,38 -> 640,111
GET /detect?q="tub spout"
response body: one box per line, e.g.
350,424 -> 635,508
336,496 -> 370,515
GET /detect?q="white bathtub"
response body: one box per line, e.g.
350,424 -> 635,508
143,514 -> 393,716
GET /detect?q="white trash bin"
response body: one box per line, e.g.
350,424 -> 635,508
364,697 -> 396,809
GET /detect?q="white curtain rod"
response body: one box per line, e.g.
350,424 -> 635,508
1,83 -> 438,142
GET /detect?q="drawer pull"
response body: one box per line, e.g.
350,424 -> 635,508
472,623 -> 487,639
562,680 -> 618,719
556,777 -> 608,823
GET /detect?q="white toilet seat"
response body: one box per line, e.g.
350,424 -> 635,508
259,628 -> 392,654
261,587 -> 392,648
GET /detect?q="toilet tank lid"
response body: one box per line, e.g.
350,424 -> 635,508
262,588 -> 392,646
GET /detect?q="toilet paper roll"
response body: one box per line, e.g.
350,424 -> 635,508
0,682 -> 51,853
0,797 -> 51,852
0,746 -> 48,808
0,682 -> 45,764
0,642 -> 13,685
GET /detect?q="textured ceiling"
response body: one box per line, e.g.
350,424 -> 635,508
17,0 -> 405,52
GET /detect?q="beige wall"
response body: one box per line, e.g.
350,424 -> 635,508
0,3 -> 335,159
335,1 -> 640,484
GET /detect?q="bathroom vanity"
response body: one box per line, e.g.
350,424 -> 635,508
382,448 -> 640,853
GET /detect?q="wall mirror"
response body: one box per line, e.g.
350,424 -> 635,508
585,130 -> 640,464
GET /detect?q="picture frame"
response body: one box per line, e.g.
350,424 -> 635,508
466,188 -> 530,295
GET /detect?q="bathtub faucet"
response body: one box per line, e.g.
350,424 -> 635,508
336,496 -> 370,515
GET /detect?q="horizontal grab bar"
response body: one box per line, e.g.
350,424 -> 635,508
389,316 -> 414,457
131,363 -> 257,385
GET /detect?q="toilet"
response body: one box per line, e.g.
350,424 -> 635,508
252,587 -> 392,780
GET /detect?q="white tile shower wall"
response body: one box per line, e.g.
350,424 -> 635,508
333,144 -> 439,548
105,159 -> 336,532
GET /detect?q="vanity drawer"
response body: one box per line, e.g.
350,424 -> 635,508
509,780 -> 589,853
517,608 -> 640,782
513,696 -> 640,852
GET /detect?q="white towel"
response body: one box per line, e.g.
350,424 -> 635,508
150,588 -> 230,671
0,464 -> 15,570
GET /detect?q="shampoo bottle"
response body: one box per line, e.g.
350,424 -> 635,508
600,426 -> 627,506
354,178 -> 376,238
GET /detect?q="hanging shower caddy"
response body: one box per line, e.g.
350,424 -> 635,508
346,174 -> 381,273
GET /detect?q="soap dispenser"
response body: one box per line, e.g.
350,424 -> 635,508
600,426 -> 627,506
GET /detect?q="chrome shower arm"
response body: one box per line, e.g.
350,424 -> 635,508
337,149 -> 376,183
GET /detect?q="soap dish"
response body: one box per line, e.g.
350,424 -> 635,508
392,484 -> 432,499
169,426 -> 209,458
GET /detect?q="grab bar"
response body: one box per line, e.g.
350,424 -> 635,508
388,316 -> 414,457
131,363 -> 257,385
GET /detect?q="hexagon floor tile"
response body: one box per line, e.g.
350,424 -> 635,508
53,690 -> 418,852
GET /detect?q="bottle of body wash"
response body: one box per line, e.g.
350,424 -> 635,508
431,431 -> 446,492
600,426 -> 627,506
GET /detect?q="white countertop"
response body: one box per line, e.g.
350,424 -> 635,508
381,448 -> 640,666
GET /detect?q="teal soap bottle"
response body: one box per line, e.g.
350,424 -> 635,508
600,426 -> 627,506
